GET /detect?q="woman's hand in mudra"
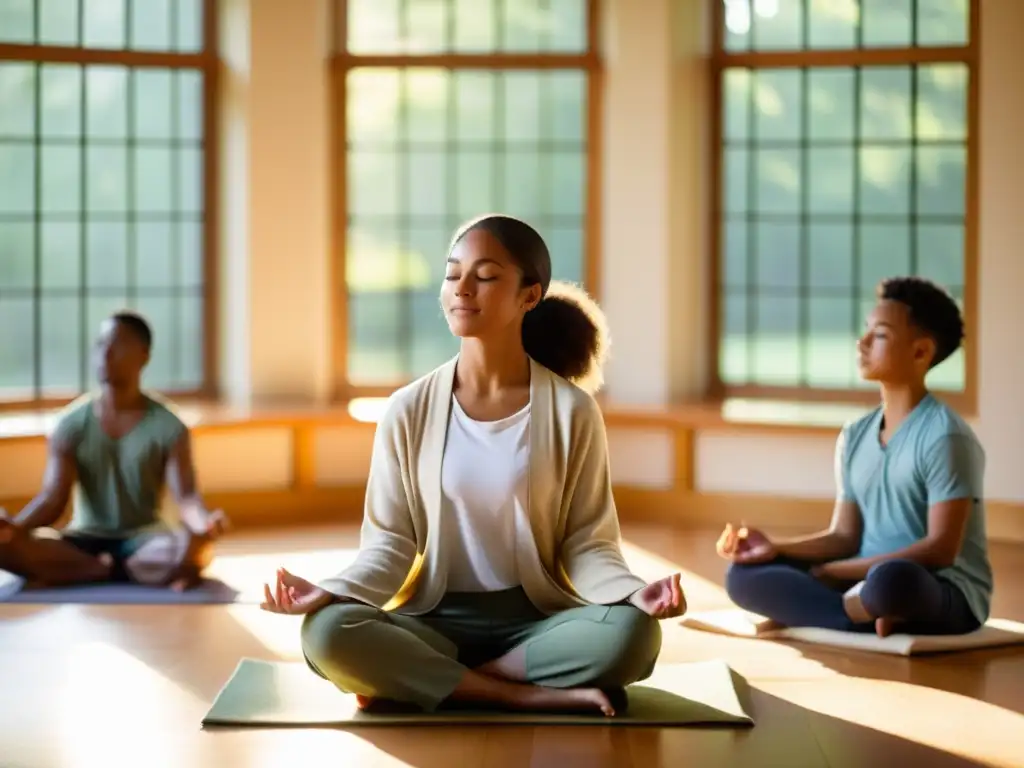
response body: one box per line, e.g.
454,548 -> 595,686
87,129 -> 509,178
629,572 -> 686,619
261,567 -> 333,615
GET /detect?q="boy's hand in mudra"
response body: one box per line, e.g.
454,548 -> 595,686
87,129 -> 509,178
261,567 -> 334,615
629,572 -> 686,619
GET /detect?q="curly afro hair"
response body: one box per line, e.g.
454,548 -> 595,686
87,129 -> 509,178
877,276 -> 964,368
521,279 -> 610,394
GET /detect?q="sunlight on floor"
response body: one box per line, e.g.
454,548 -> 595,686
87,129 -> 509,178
226,731 -> 421,768
619,539 -> 730,609
205,547 -> 358,658
224,604 -> 306,659
767,677 -> 1024,768
204,548 -> 360,601
57,641 -> 206,768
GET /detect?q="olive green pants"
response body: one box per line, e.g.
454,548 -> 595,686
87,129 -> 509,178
300,586 -> 662,711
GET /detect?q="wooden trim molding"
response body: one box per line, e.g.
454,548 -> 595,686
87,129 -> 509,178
3,486 -> 1019,544
0,394 -> 861,446
2,396 -> 1017,543
615,488 -> 1024,545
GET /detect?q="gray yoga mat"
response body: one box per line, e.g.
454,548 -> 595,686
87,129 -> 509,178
202,658 -> 755,728
0,570 -> 241,604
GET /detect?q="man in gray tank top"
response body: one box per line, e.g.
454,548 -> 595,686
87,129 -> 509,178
0,312 -> 229,590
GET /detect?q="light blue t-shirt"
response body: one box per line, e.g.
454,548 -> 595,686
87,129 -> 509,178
837,394 -> 993,624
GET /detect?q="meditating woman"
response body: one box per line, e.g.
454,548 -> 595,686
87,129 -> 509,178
260,214 -> 685,716
717,277 -> 992,639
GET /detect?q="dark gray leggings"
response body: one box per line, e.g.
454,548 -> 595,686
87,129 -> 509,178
725,557 -> 981,634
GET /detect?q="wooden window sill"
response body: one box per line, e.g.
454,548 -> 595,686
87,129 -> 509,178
599,397 -> 867,436
0,395 -> 865,443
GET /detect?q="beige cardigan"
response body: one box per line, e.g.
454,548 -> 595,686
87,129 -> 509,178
319,356 -> 648,615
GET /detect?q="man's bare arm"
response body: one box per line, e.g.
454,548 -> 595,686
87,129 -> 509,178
773,500 -> 863,562
165,430 -> 226,535
15,438 -> 78,530
166,429 -> 200,506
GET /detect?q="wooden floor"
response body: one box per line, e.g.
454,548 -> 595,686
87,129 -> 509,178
2,524 -> 1023,768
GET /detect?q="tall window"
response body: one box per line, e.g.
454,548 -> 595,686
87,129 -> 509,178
0,0 -> 216,405
335,0 -> 598,393
712,0 -> 976,404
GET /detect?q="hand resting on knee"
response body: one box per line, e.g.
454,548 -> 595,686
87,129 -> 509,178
716,523 -> 778,565
261,567 -> 337,615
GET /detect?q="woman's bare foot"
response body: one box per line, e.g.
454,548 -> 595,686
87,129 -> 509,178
518,685 -> 615,716
875,616 -> 895,637
355,681 -> 615,717
469,662 -> 615,716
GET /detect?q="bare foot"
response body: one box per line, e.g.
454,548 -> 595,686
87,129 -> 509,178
875,616 -> 894,637
169,573 -> 200,592
521,686 -> 615,717
471,663 -> 615,716
355,694 -> 373,710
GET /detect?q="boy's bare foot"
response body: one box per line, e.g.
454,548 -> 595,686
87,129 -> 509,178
355,694 -> 374,710
875,616 -> 895,637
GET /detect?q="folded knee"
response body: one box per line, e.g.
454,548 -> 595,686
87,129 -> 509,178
300,602 -> 384,669
861,559 -> 925,616
724,562 -> 764,606
584,606 -> 662,686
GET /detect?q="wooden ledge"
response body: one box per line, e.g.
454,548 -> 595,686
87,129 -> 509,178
0,394 -> 864,444
600,398 -> 863,436
0,398 -> 380,444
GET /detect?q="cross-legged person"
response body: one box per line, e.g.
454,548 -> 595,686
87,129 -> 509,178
260,215 -> 686,717
0,312 -> 229,592
717,277 -> 991,638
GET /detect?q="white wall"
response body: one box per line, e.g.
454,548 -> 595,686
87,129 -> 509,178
218,0 -> 332,403
219,0 -> 1024,503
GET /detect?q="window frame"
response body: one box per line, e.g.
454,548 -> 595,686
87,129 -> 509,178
706,0 -> 980,414
0,0 -> 220,411
329,0 -> 603,401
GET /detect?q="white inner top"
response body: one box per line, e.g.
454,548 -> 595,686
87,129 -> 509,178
441,395 -> 530,593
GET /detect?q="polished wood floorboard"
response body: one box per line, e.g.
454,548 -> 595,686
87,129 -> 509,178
2,524 -> 1023,768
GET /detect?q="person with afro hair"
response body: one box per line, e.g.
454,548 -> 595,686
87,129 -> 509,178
261,214 -> 683,717
717,276 -> 992,639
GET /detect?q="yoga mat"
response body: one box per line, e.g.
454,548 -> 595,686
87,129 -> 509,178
682,608 -> 1024,656
202,658 -> 754,728
0,571 -> 240,605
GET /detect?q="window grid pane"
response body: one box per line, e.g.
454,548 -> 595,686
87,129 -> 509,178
1,0 -> 205,52
345,0 -> 589,55
718,59 -> 969,393
0,55 -> 208,401
722,0 -> 970,52
345,67 -> 589,385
